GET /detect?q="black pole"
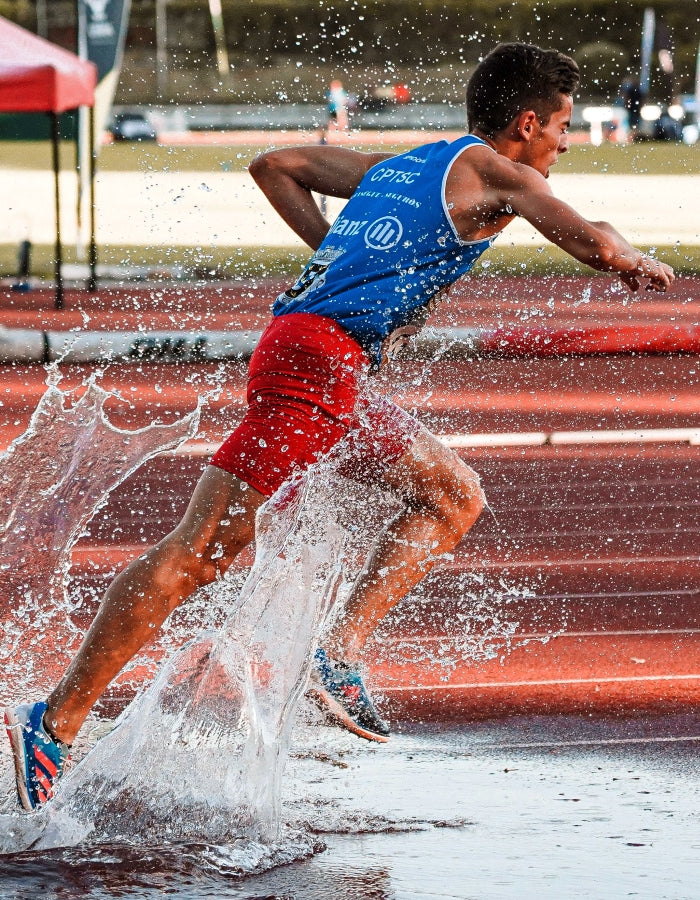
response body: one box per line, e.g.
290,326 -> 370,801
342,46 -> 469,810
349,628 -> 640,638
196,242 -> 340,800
15,240 -> 31,286
75,107 -> 82,250
88,105 -> 97,292
50,111 -> 64,310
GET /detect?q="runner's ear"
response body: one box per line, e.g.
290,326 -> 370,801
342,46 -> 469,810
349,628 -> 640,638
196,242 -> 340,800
516,110 -> 538,141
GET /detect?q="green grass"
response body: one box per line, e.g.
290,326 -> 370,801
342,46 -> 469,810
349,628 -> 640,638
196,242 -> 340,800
2,242 -> 697,281
473,243 -> 700,277
1,138 -> 699,175
0,141 -> 259,173
556,142 -> 700,175
0,244 -> 309,281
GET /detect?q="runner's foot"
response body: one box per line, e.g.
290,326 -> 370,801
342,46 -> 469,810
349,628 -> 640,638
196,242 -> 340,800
309,648 -> 390,743
4,701 -> 70,810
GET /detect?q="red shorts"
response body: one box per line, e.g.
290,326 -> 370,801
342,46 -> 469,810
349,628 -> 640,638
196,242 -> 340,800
210,312 -> 420,497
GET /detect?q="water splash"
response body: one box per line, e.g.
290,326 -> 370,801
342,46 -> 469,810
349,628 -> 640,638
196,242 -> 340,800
0,463 -> 392,863
0,368 -> 398,863
0,371 -> 527,872
382,579 -> 525,684
573,284 -> 592,307
0,368 -> 201,701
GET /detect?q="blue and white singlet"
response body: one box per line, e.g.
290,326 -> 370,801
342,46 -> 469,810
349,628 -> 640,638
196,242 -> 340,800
272,134 -> 498,364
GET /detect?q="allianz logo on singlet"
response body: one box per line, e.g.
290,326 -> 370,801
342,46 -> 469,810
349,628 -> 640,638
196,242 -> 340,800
364,216 -> 403,250
329,214 -> 404,250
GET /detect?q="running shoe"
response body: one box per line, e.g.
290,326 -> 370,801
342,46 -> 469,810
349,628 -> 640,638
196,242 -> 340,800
4,701 -> 70,811
309,648 -> 390,743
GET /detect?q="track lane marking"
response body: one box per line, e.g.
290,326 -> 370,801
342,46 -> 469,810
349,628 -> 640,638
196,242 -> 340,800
382,673 -> 700,691
173,426 -> 700,457
385,628 -> 700,642
435,734 -> 700,750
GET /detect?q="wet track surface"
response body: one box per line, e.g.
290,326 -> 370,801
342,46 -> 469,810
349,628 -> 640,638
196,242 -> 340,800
3,273 -> 700,333
2,275 -> 700,439
1,714 -> 698,899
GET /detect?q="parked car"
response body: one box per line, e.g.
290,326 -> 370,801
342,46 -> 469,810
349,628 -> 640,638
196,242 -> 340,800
359,83 -> 412,111
109,112 -> 158,142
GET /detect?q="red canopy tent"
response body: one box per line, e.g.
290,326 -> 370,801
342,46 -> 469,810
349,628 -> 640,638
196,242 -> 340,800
0,16 -> 98,307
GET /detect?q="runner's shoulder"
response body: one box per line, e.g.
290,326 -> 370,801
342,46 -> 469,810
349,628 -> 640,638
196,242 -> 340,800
450,143 -> 539,194
494,155 -> 549,194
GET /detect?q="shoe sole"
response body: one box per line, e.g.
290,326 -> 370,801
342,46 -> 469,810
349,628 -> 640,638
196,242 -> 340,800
308,686 -> 390,743
3,708 -> 34,811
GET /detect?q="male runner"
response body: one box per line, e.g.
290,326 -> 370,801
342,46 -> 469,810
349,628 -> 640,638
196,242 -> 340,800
5,42 -> 673,810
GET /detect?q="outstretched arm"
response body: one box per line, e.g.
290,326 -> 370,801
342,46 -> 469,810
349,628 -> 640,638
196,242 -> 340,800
500,165 -> 674,292
248,146 -> 393,250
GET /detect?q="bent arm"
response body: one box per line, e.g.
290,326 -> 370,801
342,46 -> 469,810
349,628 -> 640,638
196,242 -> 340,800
248,146 -> 393,250
501,167 -> 674,292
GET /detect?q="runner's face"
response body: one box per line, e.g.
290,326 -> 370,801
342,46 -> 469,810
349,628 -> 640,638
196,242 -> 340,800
526,94 -> 572,178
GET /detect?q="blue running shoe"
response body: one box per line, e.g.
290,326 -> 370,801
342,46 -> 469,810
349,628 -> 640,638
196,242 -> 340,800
4,702 -> 70,810
309,648 -> 390,743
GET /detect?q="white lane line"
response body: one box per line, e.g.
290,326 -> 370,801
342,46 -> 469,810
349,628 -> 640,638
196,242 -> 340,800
442,428 -> 700,448
442,432 -> 550,447
453,734 -> 700,750
174,426 -> 700,456
386,628 -> 700,642
174,441 -> 221,456
382,673 -> 700,691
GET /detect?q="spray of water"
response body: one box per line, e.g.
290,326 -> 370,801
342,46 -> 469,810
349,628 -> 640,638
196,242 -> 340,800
0,369 -> 391,859
0,369 -> 526,872
0,455 -> 395,866
0,368 -> 201,701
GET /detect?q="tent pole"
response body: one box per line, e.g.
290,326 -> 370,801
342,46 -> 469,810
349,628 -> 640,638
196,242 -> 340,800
75,108 -> 83,262
88,105 -> 97,292
50,111 -> 64,310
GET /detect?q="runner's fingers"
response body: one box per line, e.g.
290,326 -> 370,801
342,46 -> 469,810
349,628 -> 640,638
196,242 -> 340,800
641,256 -> 674,284
637,257 -> 674,293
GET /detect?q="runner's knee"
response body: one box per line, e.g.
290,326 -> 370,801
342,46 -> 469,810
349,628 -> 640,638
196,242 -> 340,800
412,460 -> 485,537
444,462 -> 485,534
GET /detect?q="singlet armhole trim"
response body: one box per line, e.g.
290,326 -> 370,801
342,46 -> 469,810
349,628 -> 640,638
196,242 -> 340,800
441,136 -> 502,248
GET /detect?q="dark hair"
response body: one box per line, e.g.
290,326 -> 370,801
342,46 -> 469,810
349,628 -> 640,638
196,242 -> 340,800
467,43 -> 580,137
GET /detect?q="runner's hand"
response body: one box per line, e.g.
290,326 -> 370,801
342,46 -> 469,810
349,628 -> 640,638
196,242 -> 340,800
619,255 -> 675,293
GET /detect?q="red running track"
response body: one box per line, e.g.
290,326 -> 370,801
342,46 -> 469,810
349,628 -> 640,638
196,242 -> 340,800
1,276 -> 699,721
2,275 -> 700,334
54,441 -> 697,721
